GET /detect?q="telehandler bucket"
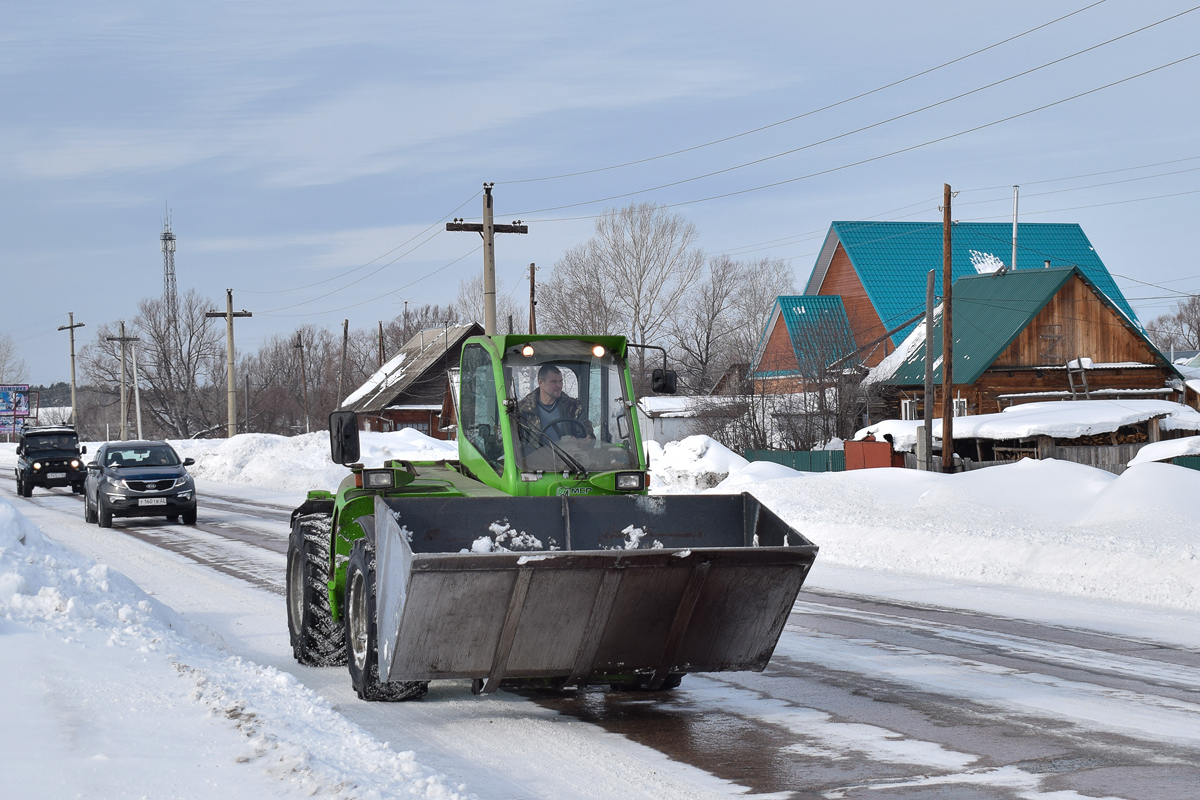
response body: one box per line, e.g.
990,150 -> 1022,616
365,493 -> 817,692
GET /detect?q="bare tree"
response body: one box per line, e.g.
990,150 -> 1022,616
671,255 -> 742,393
728,257 -> 796,366
135,291 -> 225,438
540,202 -> 704,386
455,274 -> 524,333
1147,296 -> 1200,353
0,332 -> 28,382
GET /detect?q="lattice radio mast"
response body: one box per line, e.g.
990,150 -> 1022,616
161,206 -> 178,332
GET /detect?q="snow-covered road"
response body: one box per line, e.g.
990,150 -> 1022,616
5,468 -> 1199,799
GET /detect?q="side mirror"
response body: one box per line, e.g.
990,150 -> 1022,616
183,457 -> 195,467
329,410 -> 361,466
651,368 -> 678,394
87,462 -> 100,472
80,445 -> 87,454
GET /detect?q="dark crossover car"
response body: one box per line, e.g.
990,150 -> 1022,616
84,441 -> 197,527
15,425 -> 87,497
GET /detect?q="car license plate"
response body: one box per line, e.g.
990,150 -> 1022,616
138,497 -> 167,506
47,472 -> 67,479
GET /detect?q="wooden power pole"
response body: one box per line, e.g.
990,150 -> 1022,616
528,262 -> 537,334
294,332 -> 310,434
446,184 -> 528,334
338,318 -> 349,408
941,183 -> 955,473
106,321 -> 139,441
923,270 -> 935,471
58,313 -> 85,427
206,289 -> 252,438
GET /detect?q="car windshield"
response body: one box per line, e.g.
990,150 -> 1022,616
25,434 -> 78,451
105,445 -> 180,468
503,340 -> 638,473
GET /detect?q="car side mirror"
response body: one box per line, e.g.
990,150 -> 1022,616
80,445 -> 87,454
651,368 -> 678,394
329,410 -> 361,466
183,457 -> 195,467
87,462 -> 99,472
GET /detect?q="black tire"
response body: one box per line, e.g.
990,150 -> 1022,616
71,483 -> 84,495
610,674 -> 684,692
286,513 -> 346,667
84,492 -> 97,523
345,538 -> 428,702
20,477 -> 32,498
181,507 -> 197,525
98,499 -> 113,528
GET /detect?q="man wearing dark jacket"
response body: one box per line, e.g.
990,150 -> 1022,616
517,364 -> 594,447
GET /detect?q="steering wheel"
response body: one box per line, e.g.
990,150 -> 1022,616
543,418 -> 590,439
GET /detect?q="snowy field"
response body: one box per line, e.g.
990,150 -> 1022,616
3,431 -> 1200,797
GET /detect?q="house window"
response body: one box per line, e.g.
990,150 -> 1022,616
396,421 -> 430,435
1038,324 -> 1063,361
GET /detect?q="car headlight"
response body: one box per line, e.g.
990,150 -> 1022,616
615,472 -> 644,491
172,477 -> 189,488
107,493 -> 124,502
32,462 -> 42,471
176,491 -> 192,501
70,459 -> 80,469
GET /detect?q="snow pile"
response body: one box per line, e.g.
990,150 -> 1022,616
854,419 -> 929,452
646,435 -> 748,491
170,429 -> 457,493
0,496 -> 467,799
737,459 -> 1200,611
1128,434 -> 1200,466
711,460 -> 804,491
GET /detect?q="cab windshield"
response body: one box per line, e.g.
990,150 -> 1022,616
503,340 -> 637,473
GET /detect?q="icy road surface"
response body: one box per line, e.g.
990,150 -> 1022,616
4,475 -> 1200,800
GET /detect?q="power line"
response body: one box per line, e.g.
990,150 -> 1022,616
500,0 -> 1110,184
507,48 -> 1200,222
501,8 -> 1200,219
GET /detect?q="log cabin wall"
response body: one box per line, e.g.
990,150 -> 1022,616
992,274 -> 1161,368
757,316 -> 801,374
816,243 -> 893,367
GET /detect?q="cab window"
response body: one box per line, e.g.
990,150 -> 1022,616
459,343 -> 504,475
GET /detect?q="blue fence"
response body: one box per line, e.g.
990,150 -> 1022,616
1171,455 -> 1200,471
744,449 -> 845,473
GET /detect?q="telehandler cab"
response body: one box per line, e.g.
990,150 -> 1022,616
286,334 -> 817,700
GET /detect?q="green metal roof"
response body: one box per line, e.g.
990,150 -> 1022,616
752,295 -> 857,379
805,222 -> 1137,346
881,266 -> 1176,386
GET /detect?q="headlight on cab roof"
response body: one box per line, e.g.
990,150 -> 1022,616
615,472 -> 644,491
362,469 -> 395,489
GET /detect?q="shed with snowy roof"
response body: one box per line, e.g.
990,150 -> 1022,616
339,323 -> 483,438
866,266 -> 1181,419
804,221 -> 1138,367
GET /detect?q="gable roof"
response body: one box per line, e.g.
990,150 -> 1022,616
805,222 -> 1137,345
341,323 -> 483,413
752,295 -> 858,379
876,267 -> 1174,386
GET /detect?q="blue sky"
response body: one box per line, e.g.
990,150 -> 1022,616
5,1 -> 1200,383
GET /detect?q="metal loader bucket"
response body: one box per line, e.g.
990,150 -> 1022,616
371,493 -> 817,692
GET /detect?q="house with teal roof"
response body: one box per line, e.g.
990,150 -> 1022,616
866,265 -> 1180,418
803,221 -> 1140,368
750,295 -> 859,389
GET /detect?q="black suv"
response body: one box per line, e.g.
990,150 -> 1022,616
15,425 -> 87,496
84,441 -> 197,527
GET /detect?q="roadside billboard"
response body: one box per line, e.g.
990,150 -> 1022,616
0,385 -> 31,434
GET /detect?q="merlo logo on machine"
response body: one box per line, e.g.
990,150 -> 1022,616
555,486 -> 591,497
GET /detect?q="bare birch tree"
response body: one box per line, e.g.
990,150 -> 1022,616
0,333 -> 27,382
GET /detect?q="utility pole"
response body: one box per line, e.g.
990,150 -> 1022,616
446,184 -> 528,334
1011,185 -> 1020,272
378,321 -> 385,368
923,270 -> 935,471
244,373 -> 250,433
107,322 -> 139,441
528,263 -> 537,334
338,318 -> 349,409
941,183 -> 955,473
206,289 -> 252,439
294,332 -> 310,434
131,344 -> 144,440
58,313 -> 85,427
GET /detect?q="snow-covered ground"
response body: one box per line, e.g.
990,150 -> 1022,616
4,431 -> 1200,797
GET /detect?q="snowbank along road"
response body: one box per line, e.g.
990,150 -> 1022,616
4,474 -> 1200,799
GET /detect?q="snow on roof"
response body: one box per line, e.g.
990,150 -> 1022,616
342,352 -> 408,408
854,419 -> 930,453
946,399 -> 1200,441
861,305 -> 934,386
1128,435 -> 1200,467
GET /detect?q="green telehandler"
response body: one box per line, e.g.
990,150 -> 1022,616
286,333 -> 818,701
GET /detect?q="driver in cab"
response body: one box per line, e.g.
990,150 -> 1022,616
517,364 -> 594,449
